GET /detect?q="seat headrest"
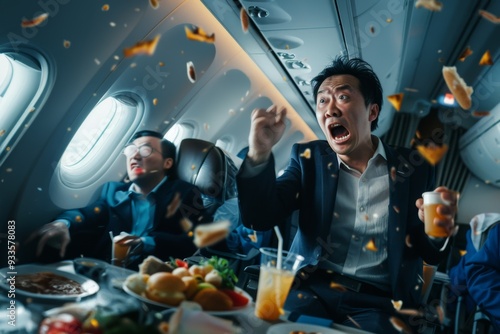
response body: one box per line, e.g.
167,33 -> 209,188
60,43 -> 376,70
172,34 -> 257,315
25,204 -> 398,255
177,138 -> 235,202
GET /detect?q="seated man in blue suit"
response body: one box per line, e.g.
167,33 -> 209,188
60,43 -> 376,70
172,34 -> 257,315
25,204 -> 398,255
237,56 -> 458,333
448,212 -> 500,331
465,215 -> 500,332
27,130 -> 206,269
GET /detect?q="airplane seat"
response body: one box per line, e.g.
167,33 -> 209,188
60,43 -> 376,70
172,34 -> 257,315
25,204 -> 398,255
176,138 -> 236,220
176,138 -> 261,281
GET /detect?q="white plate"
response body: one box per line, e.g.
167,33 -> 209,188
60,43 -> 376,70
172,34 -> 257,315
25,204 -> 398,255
0,264 -> 99,301
267,323 -> 344,334
123,282 -> 253,316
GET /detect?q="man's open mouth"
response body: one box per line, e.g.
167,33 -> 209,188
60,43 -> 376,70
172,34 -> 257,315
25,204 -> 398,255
329,123 -> 350,142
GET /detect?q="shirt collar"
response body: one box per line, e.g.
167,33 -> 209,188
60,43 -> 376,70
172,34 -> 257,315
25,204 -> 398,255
336,136 -> 387,172
128,176 -> 168,198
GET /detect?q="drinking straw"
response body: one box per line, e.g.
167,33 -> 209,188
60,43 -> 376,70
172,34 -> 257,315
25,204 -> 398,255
274,225 -> 283,270
109,231 -> 114,241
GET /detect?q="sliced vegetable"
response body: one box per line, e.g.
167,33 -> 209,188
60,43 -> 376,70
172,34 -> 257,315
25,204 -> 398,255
220,289 -> 250,307
200,256 -> 238,289
39,313 -> 82,334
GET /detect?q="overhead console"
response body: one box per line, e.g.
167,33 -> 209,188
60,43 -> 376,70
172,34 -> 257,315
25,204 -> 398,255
459,103 -> 500,187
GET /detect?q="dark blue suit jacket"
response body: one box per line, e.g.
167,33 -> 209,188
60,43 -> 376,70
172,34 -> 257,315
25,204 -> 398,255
56,178 -> 205,265
465,224 -> 500,330
237,140 -> 445,307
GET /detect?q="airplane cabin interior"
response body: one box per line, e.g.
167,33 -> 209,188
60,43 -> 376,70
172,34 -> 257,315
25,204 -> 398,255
0,0 -> 499,333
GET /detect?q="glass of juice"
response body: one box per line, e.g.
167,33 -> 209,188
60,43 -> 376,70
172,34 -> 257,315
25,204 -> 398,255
112,234 -> 132,267
254,247 -> 304,321
422,191 -> 452,238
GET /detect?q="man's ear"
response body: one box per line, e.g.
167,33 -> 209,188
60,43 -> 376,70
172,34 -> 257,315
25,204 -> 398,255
368,103 -> 379,122
163,157 -> 174,170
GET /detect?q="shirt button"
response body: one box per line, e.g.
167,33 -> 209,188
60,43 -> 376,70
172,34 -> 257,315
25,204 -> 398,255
360,206 -> 365,212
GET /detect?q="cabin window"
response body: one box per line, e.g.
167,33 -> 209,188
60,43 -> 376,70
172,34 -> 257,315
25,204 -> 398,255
165,122 -> 195,147
59,95 -> 143,187
0,52 -> 45,161
216,136 -> 234,152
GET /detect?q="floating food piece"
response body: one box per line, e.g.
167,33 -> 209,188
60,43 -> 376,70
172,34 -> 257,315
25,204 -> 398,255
391,300 -> 403,311
365,239 -> 378,252
396,308 -> 423,317
459,250 -> 467,256
415,0 -> 443,11
180,218 -> 193,233
193,220 -> 231,248
329,281 -> 347,292
248,230 -> 258,243
346,315 -> 362,329
300,148 -> 311,159
416,143 -> 448,165
442,66 -> 473,110
102,4 -> 110,11
387,93 -> 404,111
187,61 -> 196,83
405,234 -> 413,248
0,130 -> 5,136
21,13 -> 48,28
150,0 -> 159,10
472,110 -> 490,117
458,46 -> 473,62
240,7 -> 249,33
479,50 -> 493,66
478,9 -> 500,24
153,98 -> 158,106
184,25 -> 215,43
165,192 -> 181,218
123,34 -> 161,58
390,166 -> 397,182
389,316 -> 412,334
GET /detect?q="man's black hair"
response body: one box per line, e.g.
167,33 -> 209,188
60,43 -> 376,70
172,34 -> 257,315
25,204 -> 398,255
311,56 -> 383,131
130,130 -> 177,177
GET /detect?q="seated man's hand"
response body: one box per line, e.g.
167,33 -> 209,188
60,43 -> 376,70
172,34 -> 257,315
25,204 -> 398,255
416,186 -> 459,237
25,221 -> 71,257
123,236 -> 143,256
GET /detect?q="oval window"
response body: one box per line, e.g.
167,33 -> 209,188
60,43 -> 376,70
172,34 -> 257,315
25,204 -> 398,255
59,95 -> 143,187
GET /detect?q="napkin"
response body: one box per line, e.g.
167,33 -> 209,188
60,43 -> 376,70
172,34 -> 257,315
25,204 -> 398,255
167,301 -> 241,334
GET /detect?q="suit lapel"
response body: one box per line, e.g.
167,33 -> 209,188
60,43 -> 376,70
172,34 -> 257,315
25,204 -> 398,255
385,144 -> 410,290
319,146 -> 339,237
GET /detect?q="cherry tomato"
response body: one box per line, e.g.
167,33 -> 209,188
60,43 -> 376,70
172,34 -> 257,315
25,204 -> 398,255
175,258 -> 189,268
39,313 -> 82,334
220,289 -> 250,307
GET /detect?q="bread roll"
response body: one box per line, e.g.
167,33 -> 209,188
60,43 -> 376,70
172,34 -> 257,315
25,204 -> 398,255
442,66 -> 473,110
192,288 -> 233,311
145,272 -> 186,306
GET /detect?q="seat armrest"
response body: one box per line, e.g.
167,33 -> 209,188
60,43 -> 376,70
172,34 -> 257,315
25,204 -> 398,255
244,264 -> 260,276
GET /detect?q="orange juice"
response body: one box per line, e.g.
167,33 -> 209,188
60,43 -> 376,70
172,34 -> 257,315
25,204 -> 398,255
422,191 -> 452,238
254,266 -> 295,321
424,203 -> 449,237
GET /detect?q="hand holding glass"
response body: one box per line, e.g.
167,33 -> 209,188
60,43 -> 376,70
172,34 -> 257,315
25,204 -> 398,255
254,247 -> 304,321
112,235 -> 132,267
422,191 -> 452,238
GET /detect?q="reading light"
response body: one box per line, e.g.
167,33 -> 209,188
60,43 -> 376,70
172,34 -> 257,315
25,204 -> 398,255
443,93 -> 455,105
